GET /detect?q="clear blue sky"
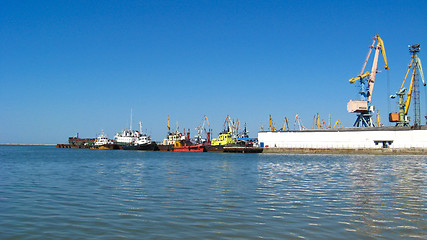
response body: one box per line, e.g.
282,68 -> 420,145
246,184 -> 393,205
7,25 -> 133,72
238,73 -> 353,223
1,0 -> 426,144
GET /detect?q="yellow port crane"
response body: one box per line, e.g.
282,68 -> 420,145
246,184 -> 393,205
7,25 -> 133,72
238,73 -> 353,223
333,120 -> 343,128
280,117 -> 290,131
269,115 -> 277,132
390,44 -> 425,126
312,113 -> 332,129
376,110 -> 384,127
348,34 -> 389,127
312,113 -> 324,129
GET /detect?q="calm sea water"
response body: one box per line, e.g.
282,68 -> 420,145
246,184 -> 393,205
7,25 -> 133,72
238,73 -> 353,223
1,145 -> 426,239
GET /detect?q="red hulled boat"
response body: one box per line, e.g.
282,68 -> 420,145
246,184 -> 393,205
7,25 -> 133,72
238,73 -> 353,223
171,131 -> 206,152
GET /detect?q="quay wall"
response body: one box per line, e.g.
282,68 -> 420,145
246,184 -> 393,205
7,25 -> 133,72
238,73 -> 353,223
258,127 -> 427,154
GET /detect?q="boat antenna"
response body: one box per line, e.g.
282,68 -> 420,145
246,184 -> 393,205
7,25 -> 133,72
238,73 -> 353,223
139,121 -> 142,133
130,108 -> 133,130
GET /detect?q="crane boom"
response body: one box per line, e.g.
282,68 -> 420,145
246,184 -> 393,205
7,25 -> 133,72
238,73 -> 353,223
404,68 -> 417,115
205,115 -> 210,127
269,115 -> 276,132
400,58 -> 415,90
367,35 -> 388,102
376,35 -> 389,70
416,57 -> 425,85
349,34 -> 388,102
294,114 -> 306,130
333,120 -> 343,128
283,117 -> 289,131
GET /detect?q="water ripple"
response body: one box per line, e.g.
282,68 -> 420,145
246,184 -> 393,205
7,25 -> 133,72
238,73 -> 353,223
0,147 -> 426,239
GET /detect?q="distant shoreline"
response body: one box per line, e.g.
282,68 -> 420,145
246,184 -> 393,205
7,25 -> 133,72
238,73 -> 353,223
0,143 -> 56,146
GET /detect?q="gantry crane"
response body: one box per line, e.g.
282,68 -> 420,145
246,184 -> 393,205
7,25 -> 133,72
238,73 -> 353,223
389,44 -> 425,127
348,34 -> 389,127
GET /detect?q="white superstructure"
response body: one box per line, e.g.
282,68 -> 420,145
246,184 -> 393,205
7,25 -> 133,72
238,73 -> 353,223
114,129 -> 152,146
115,112 -> 153,146
95,131 -> 114,146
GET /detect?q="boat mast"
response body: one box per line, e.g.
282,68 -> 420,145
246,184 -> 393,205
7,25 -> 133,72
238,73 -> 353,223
139,121 -> 142,133
130,108 -> 133,130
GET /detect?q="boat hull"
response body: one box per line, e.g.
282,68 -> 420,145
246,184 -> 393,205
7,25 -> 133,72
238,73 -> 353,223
172,144 -> 205,152
95,144 -> 122,150
157,144 -> 173,151
223,146 -> 263,153
204,145 -> 224,152
121,142 -> 157,151
56,144 -> 92,149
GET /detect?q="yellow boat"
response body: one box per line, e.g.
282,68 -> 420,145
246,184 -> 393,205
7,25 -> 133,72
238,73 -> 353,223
210,131 -> 235,146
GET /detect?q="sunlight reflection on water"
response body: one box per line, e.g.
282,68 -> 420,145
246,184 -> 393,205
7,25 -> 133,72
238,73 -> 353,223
0,147 -> 426,239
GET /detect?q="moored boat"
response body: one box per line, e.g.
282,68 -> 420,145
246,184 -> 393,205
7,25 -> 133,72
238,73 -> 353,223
92,131 -> 121,150
172,142 -> 206,152
114,112 -> 157,151
114,128 -> 156,151
171,131 -> 206,152
157,130 -> 184,151
157,116 -> 186,151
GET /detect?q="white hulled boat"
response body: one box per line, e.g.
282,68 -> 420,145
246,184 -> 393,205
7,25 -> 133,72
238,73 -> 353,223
114,114 -> 156,150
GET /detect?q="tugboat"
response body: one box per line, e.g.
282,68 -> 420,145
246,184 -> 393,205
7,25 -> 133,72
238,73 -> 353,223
170,116 -> 213,152
206,116 -> 262,153
171,130 -> 206,152
157,116 -> 185,151
205,115 -> 236,152
93,130 -> 118,150
224,124 -> 262,153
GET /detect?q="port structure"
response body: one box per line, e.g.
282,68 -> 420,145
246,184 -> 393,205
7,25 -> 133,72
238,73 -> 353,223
269,115 -> 276,132
194,115 -> 211,144
269,115 -> 291,131
390,44 -> 425,127
348,34 -> 389,127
